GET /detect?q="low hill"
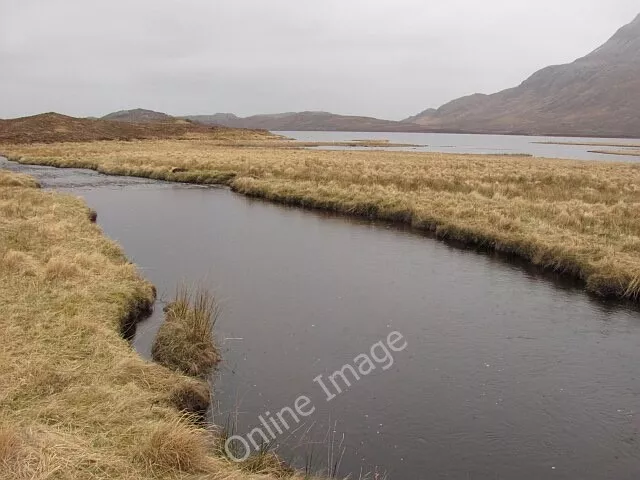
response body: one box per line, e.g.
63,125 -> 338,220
406,13 -> 640,138
101,108 -> 174,123
0,113 -> 273,144
186,111 -> 424,132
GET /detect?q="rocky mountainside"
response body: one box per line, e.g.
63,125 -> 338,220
406,13 -> 640,138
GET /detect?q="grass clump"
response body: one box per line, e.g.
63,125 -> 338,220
0,170 -> 40,188
152,285 -> 221,378
214,418 -> 296,479
134,419 -> 212,474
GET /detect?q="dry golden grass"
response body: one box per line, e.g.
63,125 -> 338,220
0,169 -> 317,479
277,139 -> 423,148
3,139 -> 640,300
535,141 -> 640,148
589,148 -> 640,158
0,170 -> 40,188
152,285 -> 221,378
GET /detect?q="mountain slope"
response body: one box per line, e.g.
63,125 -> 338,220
407,13 -> 640,137
186,111 -> 423,132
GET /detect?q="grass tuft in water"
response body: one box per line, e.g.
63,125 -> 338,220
215,414 -> 296,478
152,284 -> 221,378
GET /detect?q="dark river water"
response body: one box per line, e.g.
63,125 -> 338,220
278,131 -> 640,162
2,157 -> 640,479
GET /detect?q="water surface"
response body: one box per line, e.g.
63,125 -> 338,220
278,131 -> 640,162
3,157 -> 639,480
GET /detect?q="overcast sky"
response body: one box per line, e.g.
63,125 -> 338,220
0,1 -> 638,120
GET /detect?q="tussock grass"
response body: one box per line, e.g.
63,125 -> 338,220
0,427 -> 21,465
239,451 -> 296,478
0,169 -> 318,479
0,170 -> 40,188
214,418 -> 295,479
134,419 -> 212,474
3,140 -> 640,300
152,285 -> 221,378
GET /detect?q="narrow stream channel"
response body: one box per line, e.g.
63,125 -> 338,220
3,157 -> 639,480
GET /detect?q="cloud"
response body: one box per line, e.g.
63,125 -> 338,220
0,0 -> 638,119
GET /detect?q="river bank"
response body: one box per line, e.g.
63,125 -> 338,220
2,140 -> 640,302
0,168 -> 314,479
589,149 -> 640,158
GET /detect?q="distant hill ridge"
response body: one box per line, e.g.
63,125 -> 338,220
0,112 -> 272,144
184,111 -> 425,132
101,108 -> 175,123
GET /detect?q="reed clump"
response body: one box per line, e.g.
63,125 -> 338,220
152,285 -> 222,378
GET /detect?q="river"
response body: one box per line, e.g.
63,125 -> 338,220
2,156 -> 639,479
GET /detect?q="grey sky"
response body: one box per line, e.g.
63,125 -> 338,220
1,0 -> 638,120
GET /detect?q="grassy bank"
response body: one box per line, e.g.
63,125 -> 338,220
2,139 -> 640,301
535,141 -> 640,148
589,148 -> 640,158
0,169 -> 313,479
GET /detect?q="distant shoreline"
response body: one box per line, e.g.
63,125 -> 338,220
267,128 -> 640,140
